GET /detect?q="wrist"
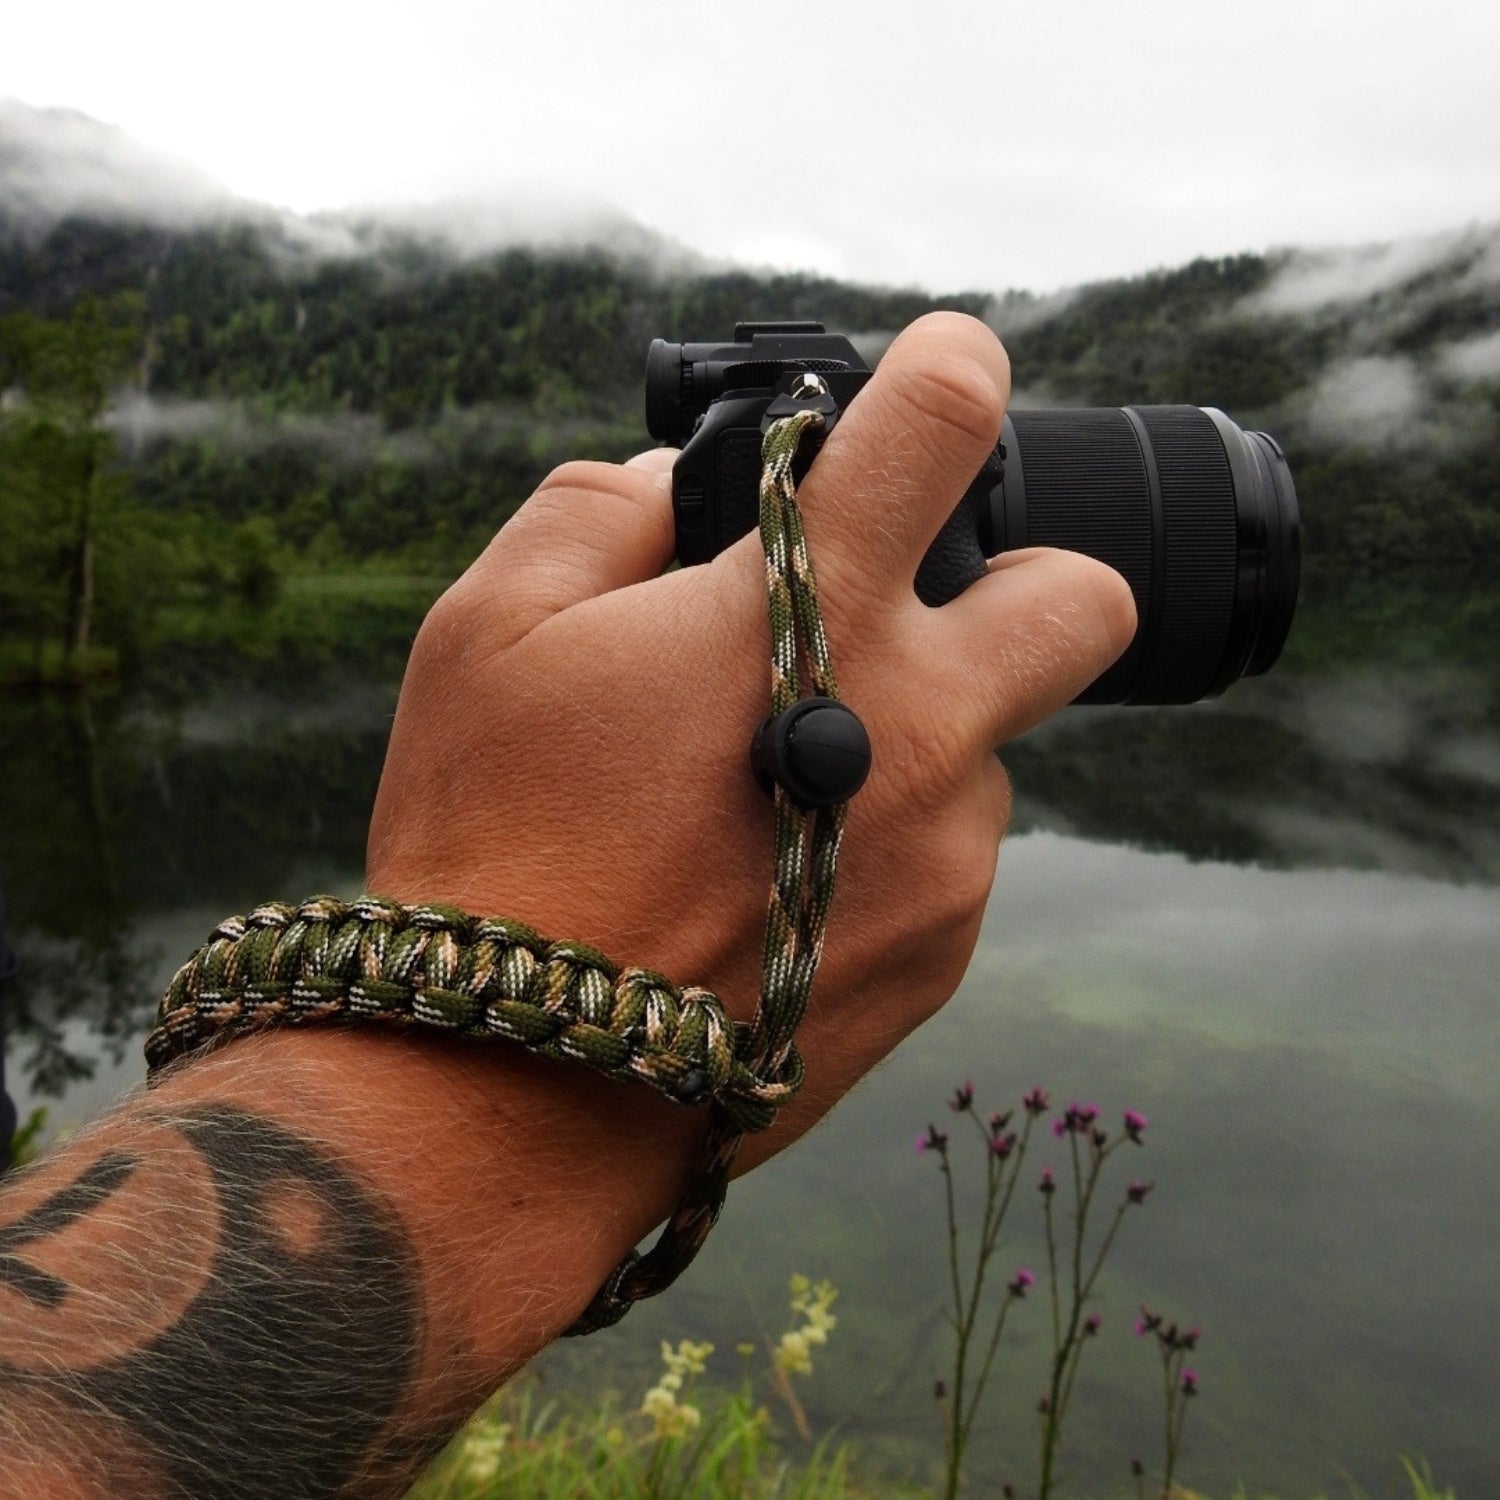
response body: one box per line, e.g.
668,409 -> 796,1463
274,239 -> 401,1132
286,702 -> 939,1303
154,1026 -> 703,1372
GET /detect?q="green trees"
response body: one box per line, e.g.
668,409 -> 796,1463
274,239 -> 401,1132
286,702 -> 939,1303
0,294 -> 145,678
1,215 -> 1495,671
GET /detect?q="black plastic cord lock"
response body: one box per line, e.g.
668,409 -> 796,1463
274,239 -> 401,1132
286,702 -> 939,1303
750,697 -> 872,809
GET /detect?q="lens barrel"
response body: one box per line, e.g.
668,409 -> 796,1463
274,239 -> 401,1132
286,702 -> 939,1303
987,406 -> 1300,705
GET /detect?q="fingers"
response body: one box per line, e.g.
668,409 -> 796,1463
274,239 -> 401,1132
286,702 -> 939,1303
794,311 -> 1010,605
624,447 -> 678,473
930,546 -> 1138,747
459,454 -> 678,651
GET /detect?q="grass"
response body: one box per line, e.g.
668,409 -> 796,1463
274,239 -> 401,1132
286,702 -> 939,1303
3,1106 -> 49,1169
402,1277 -> 1456,1500
408,1376 -> 1457,1500
409,1377 -> 902,1500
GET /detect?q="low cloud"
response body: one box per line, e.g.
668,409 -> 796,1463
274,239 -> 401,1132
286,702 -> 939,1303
309,192 -> 709,275
1244,224 -> 1500,317
0,100 -> 702,277
1438,328 -> 1500,384
110,396 -> 383,464
108,394 -> 604,469
985,286 -> 1082,338
1302,356 -> 1428,446
0,99 -> 239,231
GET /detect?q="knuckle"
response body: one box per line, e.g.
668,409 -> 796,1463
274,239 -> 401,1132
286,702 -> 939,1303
407,581 -> 481,677
921,807 -> 1001,937
525,460 -> 674,561
888,354 -> 1004,455
533,459 -> 619,500
1088,558 -> 1140,656
414,580 -> 470,648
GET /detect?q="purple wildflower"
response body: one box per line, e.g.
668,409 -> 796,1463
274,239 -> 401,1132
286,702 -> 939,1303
1038,1166 -> 1057,1196
1008,1266 -> 1036,1298
1134,1307 -> 1162,1338
1127,1179 -> 1154,1205
916,1123 -> 949,1154
989,1131 -> 1018,1159
949,1080 -> 975,1113
1181,1367 -> 1200,1397
988,1108 -> 1014,1135
1084,1312 -> 1102,1336
1123,1108 -> 1148,1143
933,1377 -> 947,1400
1053,1101 -> 1103,1137
1022,1086 -> 1050,1117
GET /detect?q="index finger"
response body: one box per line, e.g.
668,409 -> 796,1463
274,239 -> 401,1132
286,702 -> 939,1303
796,311 -> 1010,606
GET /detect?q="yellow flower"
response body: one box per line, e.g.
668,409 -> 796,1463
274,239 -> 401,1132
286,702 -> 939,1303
774,1274 -> 839,1378
641,1336 -> 714,1438
774,1329 -> 813,1376
460,1421 -> 511,1483
641,1383 -> 702,1439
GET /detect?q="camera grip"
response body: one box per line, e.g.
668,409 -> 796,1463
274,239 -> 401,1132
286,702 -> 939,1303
912,476 -> 992,608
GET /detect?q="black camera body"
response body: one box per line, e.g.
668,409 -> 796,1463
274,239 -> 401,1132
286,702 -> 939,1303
645,323 -> 1300,706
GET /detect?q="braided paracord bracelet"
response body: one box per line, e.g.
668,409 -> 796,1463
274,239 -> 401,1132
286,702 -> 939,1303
145,408 -> 857,1335
145,895 -> 802,1134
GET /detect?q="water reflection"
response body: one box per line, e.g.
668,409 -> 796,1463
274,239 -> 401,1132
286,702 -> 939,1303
0,668 -> 395,1104
1009,668 -> 1500,883
544,835 -> 1499,1496
0,592 -> 1495,1494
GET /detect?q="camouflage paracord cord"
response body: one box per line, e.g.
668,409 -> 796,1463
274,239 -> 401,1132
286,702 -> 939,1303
145,410 -> 851,1334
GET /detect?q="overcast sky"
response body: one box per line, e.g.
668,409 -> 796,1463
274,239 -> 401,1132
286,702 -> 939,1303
3,0 -> 1498,293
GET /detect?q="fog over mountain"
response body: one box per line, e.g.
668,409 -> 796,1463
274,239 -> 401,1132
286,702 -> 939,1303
0,100 -> 704,270
4,102 -> 1497,570
9,99 -> 1499,312
0,101 -> 241,231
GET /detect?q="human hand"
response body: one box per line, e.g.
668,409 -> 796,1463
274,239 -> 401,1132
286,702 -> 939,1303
0,315 -> 1133,1497
366,311 -> 1135,1171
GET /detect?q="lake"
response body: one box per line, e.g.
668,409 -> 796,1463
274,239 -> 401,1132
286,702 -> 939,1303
1,582 -> 1495,1497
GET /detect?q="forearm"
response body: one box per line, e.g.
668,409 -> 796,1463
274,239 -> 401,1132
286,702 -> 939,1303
0,1028 -> 700,1499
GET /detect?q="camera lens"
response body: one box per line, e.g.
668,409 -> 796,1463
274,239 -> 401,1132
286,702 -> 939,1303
986,406 -> 1300,705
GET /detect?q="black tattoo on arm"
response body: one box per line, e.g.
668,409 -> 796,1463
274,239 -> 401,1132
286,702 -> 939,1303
0,1153 -> 139,1307
0,1105 -> 431,1499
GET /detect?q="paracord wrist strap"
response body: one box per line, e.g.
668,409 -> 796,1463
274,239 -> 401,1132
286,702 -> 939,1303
144,410 -> 852,1335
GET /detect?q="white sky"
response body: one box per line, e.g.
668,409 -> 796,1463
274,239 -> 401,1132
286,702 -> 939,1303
3,0 -> 1499,293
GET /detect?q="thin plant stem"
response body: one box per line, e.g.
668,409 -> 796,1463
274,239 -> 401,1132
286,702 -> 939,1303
1040,1133 -> 1129,1499
939,1148 -> 966,1500
959,1118 -> 1037,1444
1160,1346 -> 1178,1498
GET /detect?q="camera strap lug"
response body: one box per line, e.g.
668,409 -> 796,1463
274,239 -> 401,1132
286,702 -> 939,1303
760,370 -> 842,436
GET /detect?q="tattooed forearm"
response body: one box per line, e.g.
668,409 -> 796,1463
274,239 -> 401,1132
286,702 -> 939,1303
0,1104 -> 428,1499
0,1029 -> 700,1499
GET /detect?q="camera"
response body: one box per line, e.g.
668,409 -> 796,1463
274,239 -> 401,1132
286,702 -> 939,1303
645,322 -> 1300,705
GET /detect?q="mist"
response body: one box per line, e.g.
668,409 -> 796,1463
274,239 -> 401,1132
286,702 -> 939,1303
0,100 -> 237,231
108,393 -> 569,468
0,100 -> 705,276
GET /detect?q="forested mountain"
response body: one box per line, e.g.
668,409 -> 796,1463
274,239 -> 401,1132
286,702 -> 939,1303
2,105 -> 1497,676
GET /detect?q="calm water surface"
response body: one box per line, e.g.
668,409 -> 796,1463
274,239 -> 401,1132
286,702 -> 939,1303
1,593 -> 1495,1497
